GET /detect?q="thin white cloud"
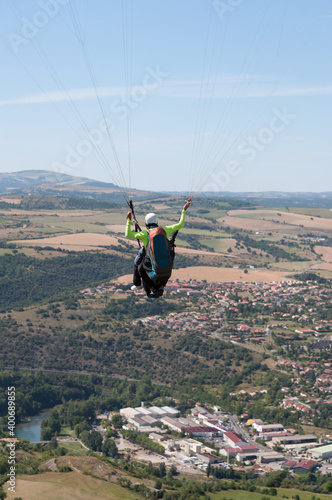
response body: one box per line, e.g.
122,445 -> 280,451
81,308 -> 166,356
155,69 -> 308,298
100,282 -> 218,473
1,79 -> 332,106
157,80 -> 332,99
266,86 -> 332,97
0,86 -> 128,106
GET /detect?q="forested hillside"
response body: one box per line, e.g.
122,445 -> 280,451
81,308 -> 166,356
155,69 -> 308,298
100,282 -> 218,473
0,253 -> 133,310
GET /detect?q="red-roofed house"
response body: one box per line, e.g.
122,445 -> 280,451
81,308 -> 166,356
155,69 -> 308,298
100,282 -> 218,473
224,431 -> 247,447
281,460 -> 297,469
237,324 -> 250,332
293,460 -> 318,474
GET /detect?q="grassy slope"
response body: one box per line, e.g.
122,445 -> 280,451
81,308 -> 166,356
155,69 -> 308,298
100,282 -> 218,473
7,475 -> 332,500
6,472 -> 141,500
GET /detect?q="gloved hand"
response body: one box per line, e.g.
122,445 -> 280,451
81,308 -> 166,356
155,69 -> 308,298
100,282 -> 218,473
183,198 -> 192,211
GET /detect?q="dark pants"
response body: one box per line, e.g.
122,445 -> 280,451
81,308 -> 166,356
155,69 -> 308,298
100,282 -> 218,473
138,257 -> 168,296
138,260 -> 168,297
133,247 -> 145,286
133,247 -> 174,298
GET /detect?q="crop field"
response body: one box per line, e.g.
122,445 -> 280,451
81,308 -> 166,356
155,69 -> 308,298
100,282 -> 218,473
172,266 -> 293,283
194,208 -> 229,219
175,246 -> 223,257
308,268 -> 332,279
42,221 -> 110,234
106,224 -> 126,233
224,209 -> 332,232
200,238 -> 236,253
27,226 -> 69,234
221,215 -> 295,232
315,246 -> 332,262
1,196 -> 330,283
24,215 -> 111,233
277,206 -> 332,218
311,262 -> 332,271
12,232 -> 134,251
268,260 -> 313,272
182,228 -> 228,237
116,266 -> 292,284
0,196 -> 21,204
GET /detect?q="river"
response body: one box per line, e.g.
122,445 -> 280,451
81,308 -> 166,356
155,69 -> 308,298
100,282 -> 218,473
16,408 -> 52,442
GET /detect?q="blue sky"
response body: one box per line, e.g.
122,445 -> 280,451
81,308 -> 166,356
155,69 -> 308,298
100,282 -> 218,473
1,0 -> 332,193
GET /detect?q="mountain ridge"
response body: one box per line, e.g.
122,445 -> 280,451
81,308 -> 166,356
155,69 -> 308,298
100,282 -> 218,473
1,170 -> 332,208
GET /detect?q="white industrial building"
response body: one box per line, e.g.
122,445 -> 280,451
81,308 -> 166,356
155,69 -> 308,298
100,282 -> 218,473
310,444 -> 332,460
120,405 -> 180,422
120,407 -> 141,420
253,423 -> 284,433
160,416 -> 184,432
270,434 -> 317,448
120,405 -> 181,433
257,451 -> 286,463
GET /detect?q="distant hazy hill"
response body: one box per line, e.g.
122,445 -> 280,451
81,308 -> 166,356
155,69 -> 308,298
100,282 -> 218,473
1,170 -> 331,208
189,191 -> 332,208
0,170 -> 118,193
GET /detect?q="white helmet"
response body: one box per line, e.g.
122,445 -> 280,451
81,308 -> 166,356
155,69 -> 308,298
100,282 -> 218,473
145,212 -> 158,226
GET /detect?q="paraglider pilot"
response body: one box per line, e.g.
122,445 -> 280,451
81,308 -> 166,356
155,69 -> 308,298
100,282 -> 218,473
125,199 -> 192,298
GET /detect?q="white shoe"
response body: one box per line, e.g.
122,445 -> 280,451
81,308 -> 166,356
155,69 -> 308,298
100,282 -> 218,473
131,285 -> 142,291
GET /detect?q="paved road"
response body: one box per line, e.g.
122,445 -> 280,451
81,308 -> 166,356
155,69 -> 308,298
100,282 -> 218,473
230,339 -> 266,355
228,415 -> 270,453
229,415 -> 251,442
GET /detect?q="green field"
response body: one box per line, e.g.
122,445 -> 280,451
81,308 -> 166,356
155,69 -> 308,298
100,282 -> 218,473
0,248 -> 30,256
211,488 -> 332,500
59,425 -> 76,438
201,238 -> 236,253
59,441 -> 89,456
198,208 -> 229,219
268,261 -> 313,271
272,206 -> 332,219
27,216 -> 111,234
182,228 -> 227,236
27,226 -> 70,234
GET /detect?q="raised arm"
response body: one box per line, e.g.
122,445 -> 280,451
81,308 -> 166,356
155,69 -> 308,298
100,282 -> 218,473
164,199 -> 192,237
125,211 -> 148,245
